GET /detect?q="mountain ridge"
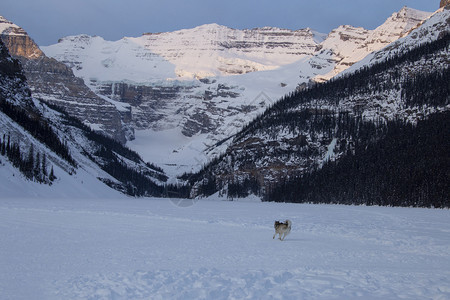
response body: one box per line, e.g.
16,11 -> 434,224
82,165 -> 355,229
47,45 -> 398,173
35,6 -> 433,177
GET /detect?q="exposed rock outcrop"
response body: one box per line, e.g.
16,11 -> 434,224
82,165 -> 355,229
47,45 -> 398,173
0,16 -> 43,59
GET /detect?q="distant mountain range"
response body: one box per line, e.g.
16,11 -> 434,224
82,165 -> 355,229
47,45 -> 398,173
0,4 -> 448,205
0,6 -> 434,175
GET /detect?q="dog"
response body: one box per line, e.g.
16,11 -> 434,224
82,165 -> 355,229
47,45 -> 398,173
273,220 -> 291,241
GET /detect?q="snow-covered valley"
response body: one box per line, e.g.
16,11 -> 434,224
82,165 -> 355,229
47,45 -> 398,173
1,196 -> 449,299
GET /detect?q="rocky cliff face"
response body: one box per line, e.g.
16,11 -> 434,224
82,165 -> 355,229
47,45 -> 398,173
139,24 -> 323,78
0,16 -> 128,143
0,37 -> 31,110
441,0 -> 450,8
0,16 -> 43,59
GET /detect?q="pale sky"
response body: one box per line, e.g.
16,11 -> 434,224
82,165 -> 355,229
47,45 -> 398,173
0,0 -> 440,46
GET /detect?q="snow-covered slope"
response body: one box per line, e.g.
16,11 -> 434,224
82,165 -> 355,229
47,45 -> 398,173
0,150 -> 123,199
312,7 -> 433,82
1,196 -> 449,299
0,40 -> 119,198
341,5 -> 450,76
44,24 -> 324,81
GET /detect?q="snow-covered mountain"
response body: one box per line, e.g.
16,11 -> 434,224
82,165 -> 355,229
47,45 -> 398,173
342,5 -> 450,76
0,5 -> 447,200
36,6 -> 433,178
312,7 -> 432,82
0,17 -> 129,143
42,7 -> 431,82
0,37 -> 173,198
45,24 -> 324,81
0,15 -> 43,59
186,6 -> 449,200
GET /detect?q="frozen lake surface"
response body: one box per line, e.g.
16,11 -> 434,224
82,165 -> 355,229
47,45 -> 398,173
1,196 -> 449,299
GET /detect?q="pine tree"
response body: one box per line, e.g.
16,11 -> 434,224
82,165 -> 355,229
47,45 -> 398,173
42,153 -> 48,179
25,144 -> 34,179
0,135 -> 4,156
34,152 -> 41,182
49,166 -> 56,182
6,135 -> 10,154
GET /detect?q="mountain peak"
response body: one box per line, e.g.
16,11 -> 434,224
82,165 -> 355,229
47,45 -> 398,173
0,15 -> 25,36
194,23 -> 230,30
397,6 -> 433,19
0,15 -> 43,59
368,6 -> 432,42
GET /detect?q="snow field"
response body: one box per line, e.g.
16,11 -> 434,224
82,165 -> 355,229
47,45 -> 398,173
0,197 -> 449,299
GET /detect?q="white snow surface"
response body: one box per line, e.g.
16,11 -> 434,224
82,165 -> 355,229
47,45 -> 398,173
1,195 -> 449,300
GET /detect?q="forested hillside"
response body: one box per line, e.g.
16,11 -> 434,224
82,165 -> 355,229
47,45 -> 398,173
186,32 -> 449,207
265,112 -> 450,208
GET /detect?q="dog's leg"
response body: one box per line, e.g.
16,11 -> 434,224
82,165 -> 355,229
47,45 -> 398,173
281,233 -> 285,241
273,233 -> 276,239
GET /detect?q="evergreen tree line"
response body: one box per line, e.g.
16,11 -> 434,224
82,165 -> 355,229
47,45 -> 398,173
95,145 -> 189,197
0,134 -> 56,184
402,67 -> 450,107
43,101 -> 189,197
208,110 -> 385,200
40,100 -> 181,197
227,177 -> 260,199
0,98 -> 76,167
264,112 -> 450,208
48,101 -> 149,166
43,100 -> 167,178
0,39 -> 26,81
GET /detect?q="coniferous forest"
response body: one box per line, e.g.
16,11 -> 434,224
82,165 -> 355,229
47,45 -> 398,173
264,112 -> 450,208
0,134 -> 56,184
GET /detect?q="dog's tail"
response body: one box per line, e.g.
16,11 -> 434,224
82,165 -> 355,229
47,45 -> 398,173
285,219 -> 292,229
